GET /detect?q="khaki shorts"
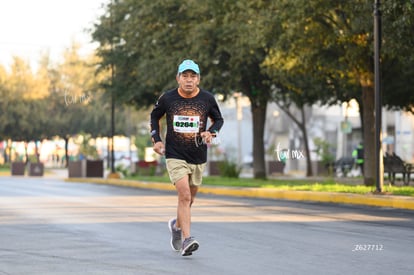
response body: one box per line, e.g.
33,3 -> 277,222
166,158 -> 206,186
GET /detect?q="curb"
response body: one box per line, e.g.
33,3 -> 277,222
65,178 -> 414,211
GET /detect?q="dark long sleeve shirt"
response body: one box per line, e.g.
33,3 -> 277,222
150,88 -> 224,164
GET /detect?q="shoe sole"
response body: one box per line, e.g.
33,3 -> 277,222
168,219 -> 181,252
182,241 -> 199,256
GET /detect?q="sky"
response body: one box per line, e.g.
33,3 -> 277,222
0,0 -> 109,70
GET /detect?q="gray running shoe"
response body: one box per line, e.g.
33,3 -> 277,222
168,218 -> 182,251
181,237 -> 199,256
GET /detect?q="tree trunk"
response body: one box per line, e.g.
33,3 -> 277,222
251,103 -> 267,179
361,84 -> 375,186
300,107 -> 313,177
34,140 -> 40,162
107,139 -> 111,169
276,104 -> 313,177
64,136 -> 69,168
24,142 -> 29,164
5,139 -> 12,163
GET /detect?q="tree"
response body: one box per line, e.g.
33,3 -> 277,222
5,57 -> 49,100
0,58 -> 50,161
0,40 -> 141,166
45,45 -> 131,166
191,0 -> 281,179
264,0 -> 414,185
92,0 -> 414,181
0,64 -> 9,141
381,1 -> 414,112
92,0 -> 284,179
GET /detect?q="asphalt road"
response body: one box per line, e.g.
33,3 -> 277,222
0,176 -> 413,275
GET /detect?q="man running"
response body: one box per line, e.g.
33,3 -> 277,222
150,59 -> 224,256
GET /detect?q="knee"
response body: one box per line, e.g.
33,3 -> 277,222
178,191 -> 192,206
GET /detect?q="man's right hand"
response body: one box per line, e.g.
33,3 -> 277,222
153,141 -> 165,155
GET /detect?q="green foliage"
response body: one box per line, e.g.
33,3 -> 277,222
313,137 -> 336,176
218,160 -> 242,178
1,0 -> 412,179
115,164 -> 130,177
0,163 -> 11,170
135,166 -> 157,177
313,137 -> 335,165
90,0 -> 414,181
265,0 -> 414,112
92,0 -> 281,178
77,134 -> 99,160
262,0 -> 414,184
0,43 -> 141,150
27,155 -> 40,163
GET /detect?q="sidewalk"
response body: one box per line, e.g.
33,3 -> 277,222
45,168 -> 68,178
62,173 -> 414,211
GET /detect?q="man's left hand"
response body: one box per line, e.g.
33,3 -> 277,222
200,131 -> 213,144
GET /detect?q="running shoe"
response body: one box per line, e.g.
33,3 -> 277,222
168,218 -> 182,252
181,237 -> 199,256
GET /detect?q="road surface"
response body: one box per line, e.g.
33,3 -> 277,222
0,176 -> 413,275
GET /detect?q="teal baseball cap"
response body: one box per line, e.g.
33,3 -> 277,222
178,59 -> 200,74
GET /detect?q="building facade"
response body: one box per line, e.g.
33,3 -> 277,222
216,96 -> 414,176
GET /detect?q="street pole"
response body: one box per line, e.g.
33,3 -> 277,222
109,0 -> 116,175
110,63 -> 115,174
374,0 -> 383,192
234,92 -> 242,166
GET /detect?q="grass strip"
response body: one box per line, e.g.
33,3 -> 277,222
127,175 -> 414,197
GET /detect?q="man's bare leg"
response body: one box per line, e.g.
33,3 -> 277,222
190,185 -> 198,207
175,175 -> 192,239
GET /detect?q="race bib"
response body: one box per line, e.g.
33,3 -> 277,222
173,115 -> 200,133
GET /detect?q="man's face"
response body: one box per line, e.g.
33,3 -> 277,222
176,70 -> 200,94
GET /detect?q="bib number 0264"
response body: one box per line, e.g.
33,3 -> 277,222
175,121 -> 197,128
173,115 -> 200,133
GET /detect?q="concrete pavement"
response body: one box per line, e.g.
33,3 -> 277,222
3,176 -> 414,275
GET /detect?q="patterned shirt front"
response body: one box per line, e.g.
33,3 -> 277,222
150,88 -> 224,164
